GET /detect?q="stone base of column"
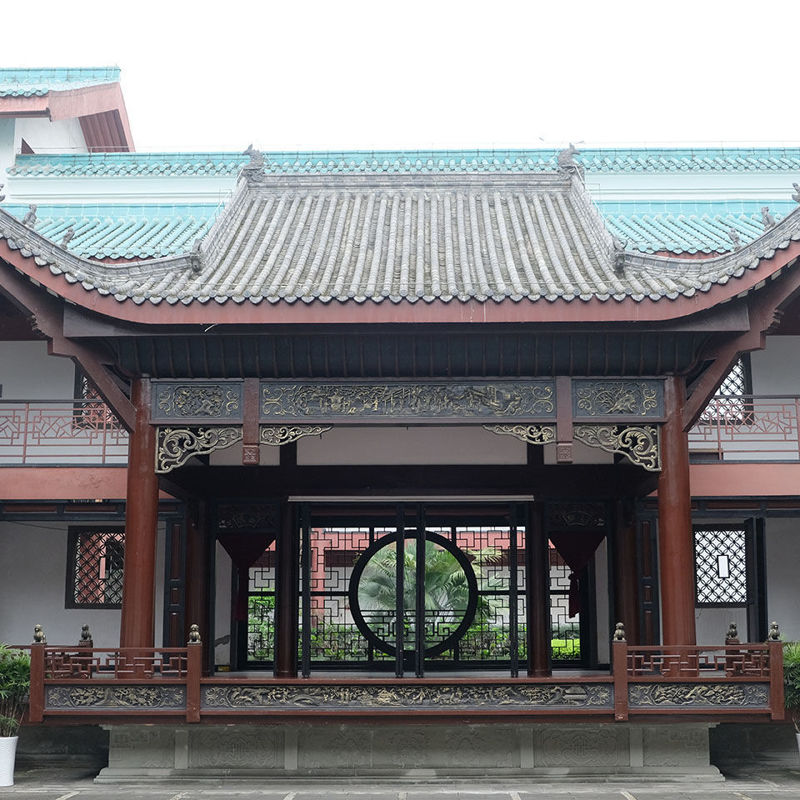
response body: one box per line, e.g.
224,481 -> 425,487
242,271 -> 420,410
96,722 -> 722,782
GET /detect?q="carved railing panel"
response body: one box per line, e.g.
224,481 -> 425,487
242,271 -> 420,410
0,400 -> 127,465
689,395 -> 800,461
20,640 -> 784,722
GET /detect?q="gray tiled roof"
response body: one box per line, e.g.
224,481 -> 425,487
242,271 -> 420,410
1,171 -> 799,307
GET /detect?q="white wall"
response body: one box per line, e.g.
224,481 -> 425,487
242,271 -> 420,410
0,520 -> 120,646
695,606 -> 748,646
0,341 -> 76,398
750,337 -> 800,396
13,117 -> 86,157
765,517 -> 800,642
0,520 -> 166,648
214,542 -> 232,666
0,118 -> 15,184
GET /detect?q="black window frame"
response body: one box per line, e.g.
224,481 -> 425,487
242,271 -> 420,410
65,526 -> 125,609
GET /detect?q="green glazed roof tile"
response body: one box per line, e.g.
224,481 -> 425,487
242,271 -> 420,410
8,147 -> 800,178
0,67 -> 120,97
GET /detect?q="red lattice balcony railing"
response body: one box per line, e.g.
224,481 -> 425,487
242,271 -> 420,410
689,395 -> 800,462
0,400 -> 128,466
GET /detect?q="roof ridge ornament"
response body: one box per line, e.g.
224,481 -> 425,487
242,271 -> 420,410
792,183 -> 800,203
0,183 -> 5,203
241,143 -> 267,186
557,143 -> 582,177
187,237 -> 204,273
612,236 -> 627,275
60,226 -> 75,248
728,228 -> 741,251
761,206 -> 776,231
21,204 -> 37,227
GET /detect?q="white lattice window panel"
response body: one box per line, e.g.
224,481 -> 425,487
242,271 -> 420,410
694,528 -> 747,606
699,358 -> 751,424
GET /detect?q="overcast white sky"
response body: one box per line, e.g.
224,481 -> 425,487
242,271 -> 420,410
4,0 -> 800,152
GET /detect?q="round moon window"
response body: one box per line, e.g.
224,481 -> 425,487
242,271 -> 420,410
348,531 -> 478,658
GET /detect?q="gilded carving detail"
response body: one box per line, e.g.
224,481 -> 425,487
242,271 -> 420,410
260,424 -> 332,446
45,685 -> 186,710
202,682 -> 612,710
573,424 -> 660,471
156,426 -> 242,474
628,682 -> 769,708
483,424 -> 556,445
153,383 -> 242,420
574,381 -> 662,418
261,382 -> 555,420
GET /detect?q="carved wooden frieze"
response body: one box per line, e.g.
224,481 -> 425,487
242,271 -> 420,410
573,380 -> 663,420
151,382 -> 243,423
260,381 -> 556,421
628,682 -> 769,708
202,682 -> 612,711
45,685 -> 186,710
155,426 -> 242,474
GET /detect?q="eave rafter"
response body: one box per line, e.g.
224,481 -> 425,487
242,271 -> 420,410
683,253 -> 800,430
0,260 -> 136,431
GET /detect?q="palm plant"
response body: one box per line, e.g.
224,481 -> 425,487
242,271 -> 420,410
357,539 -> 499,652
0,645 -> 30,737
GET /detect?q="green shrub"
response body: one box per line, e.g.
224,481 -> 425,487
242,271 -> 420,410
784,641 -> 800,733
0,644 -> 30,737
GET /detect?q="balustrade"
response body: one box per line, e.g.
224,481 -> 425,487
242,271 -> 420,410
0,400 -> 127,465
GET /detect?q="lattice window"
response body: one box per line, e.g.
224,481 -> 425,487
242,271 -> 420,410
73,371 -> 122,431
699,356 -> 752,424
694,527 -> 747,606
66,527 -> 125,608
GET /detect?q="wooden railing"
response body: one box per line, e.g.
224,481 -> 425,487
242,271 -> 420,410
16,640 -> 785,724
0,400 -> 127,465
690,395 -> 800,461
611,640 -> 784,722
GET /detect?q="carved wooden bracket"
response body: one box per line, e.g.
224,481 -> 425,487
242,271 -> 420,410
573,424 -> 661,471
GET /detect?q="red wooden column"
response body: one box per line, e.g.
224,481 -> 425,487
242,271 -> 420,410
613,499 -> 640,646
274,498 -> 298,678
119,378 -> 160,648
185,499 -> 211,672
657,376 -> 696,646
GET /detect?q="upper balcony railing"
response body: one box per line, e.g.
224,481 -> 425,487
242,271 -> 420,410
2,395 -> 800,467
689,395 -> 800,462
0,400 -> 128,466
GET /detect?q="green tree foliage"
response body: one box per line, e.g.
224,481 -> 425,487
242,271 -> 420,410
784,641 -> 800,732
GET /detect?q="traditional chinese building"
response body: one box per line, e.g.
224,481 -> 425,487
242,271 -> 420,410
1,68 -> 798,780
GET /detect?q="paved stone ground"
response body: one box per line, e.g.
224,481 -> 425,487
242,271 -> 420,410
1,765 -> 800,800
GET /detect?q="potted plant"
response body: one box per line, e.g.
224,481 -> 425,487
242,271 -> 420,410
0,644 -> 31,787
784,641 -> 800,759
